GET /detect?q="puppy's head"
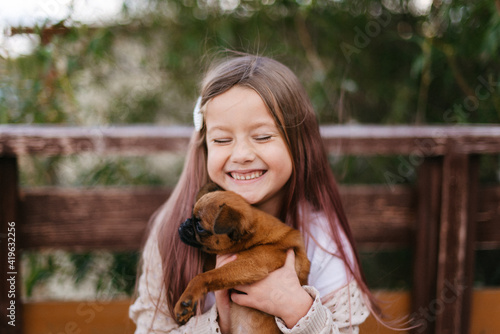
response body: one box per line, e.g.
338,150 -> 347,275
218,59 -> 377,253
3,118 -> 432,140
178,183 -> 255,254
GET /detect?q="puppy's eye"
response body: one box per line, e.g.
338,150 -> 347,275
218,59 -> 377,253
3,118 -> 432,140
195,220 -> 206,233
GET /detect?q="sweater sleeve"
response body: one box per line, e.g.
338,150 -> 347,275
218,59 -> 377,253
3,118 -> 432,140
275,281 -> 369,334
129,233 -> 222,333
274,209 -> 370,334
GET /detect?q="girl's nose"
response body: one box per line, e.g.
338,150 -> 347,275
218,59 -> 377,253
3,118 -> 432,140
231,139 -> 256,163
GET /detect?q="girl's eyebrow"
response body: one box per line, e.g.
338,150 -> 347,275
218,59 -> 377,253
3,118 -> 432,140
251,121 -> 279,130
206,126 -> 231,136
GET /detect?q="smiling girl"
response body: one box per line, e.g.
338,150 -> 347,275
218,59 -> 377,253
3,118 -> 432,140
130,54 -> 380,333
205,85 -> 293,217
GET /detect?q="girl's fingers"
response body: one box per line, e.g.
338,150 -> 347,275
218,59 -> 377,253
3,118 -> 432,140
230,249 -> 300,313
284,248 -> 295,268
216,253 -> 237,268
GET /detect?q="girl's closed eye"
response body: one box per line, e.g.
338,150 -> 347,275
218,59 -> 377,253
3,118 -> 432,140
210,134 -> 276,144
254,135 -> 272,142
254,132 -> 280,142
212,138 -> 232,144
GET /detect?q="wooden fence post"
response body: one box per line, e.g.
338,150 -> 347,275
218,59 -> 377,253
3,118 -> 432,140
413,151 -> 479,334
0,156 -> 22,334
434,152 -> 479,334
412,157 -> 443,334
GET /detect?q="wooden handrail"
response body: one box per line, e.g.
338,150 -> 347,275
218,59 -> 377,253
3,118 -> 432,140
2,124 -> 500,156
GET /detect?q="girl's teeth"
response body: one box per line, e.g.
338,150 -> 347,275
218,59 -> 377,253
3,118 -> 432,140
232,171 -> 263,180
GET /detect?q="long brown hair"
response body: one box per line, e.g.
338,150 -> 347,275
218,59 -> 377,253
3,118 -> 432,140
152,54 -> 380,321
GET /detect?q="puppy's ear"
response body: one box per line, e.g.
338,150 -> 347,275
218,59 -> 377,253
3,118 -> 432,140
196,182 -> 223,202
213,204 -> 242,240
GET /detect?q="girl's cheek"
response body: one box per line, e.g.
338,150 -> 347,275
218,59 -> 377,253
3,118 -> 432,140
209,146 -> 229,162
206,152 -> 223,179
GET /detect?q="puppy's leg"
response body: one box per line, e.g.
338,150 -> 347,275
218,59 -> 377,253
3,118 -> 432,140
174,247 -> 287,324
174,274 -> 209,324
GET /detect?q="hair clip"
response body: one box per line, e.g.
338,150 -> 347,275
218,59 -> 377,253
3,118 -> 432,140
193,96 -> 203,131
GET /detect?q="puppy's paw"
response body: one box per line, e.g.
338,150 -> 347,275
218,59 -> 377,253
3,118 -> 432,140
174,296 -> 198,325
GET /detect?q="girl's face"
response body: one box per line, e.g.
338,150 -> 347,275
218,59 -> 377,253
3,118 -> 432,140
205,86 -> 293,217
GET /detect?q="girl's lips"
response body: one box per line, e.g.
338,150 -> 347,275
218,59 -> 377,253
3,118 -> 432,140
228,170 -> 266,180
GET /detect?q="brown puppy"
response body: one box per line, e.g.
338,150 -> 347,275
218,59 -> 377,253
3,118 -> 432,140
175,183 -> 310,333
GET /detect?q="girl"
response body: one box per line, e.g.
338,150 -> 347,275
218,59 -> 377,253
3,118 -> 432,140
129,54 -> 380,333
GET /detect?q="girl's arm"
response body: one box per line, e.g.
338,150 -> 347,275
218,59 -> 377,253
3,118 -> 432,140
231,246 -> 370,333
214,254 -> 238,334
129,234 -> 223,334
275,281 -> 369,334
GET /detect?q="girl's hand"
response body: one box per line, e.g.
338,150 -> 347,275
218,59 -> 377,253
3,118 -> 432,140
215,253 -> 237,334
231,249 -> 313,329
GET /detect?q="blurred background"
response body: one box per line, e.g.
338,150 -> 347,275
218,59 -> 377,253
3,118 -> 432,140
1,0 -> 499,304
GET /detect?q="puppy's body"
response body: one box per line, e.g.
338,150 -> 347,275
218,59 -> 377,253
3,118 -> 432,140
175,184 -> 310,333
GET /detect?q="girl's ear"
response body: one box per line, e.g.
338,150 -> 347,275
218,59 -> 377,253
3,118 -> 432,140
196,182 -> 223,202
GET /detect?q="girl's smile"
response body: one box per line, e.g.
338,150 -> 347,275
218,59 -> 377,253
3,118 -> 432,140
205,85 -> 293,216
228,170 -> 265,181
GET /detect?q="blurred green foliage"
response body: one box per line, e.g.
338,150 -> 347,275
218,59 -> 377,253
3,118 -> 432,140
360,249 -> 413,290
475,249 -> 500,287
23,252 -> 57,297
22,251 -> 140,299
2,0 -> 500,297
360,249 -> 500,290
1,0 -> 499,126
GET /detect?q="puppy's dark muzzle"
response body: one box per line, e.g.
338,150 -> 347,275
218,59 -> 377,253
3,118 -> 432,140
179,218 -> 202,248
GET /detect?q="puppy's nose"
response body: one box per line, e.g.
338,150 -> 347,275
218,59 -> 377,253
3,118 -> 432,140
179,218 -> 195,237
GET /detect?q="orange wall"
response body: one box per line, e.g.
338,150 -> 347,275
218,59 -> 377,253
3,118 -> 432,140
23,289 -> 500,334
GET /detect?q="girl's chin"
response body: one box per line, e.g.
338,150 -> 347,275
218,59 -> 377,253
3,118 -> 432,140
225,189 -> 262,205
234,192 -> 260,204
220,179 -> 270,204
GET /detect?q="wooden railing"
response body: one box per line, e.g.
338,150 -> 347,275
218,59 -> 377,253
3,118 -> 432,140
1,124 -> 500,334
